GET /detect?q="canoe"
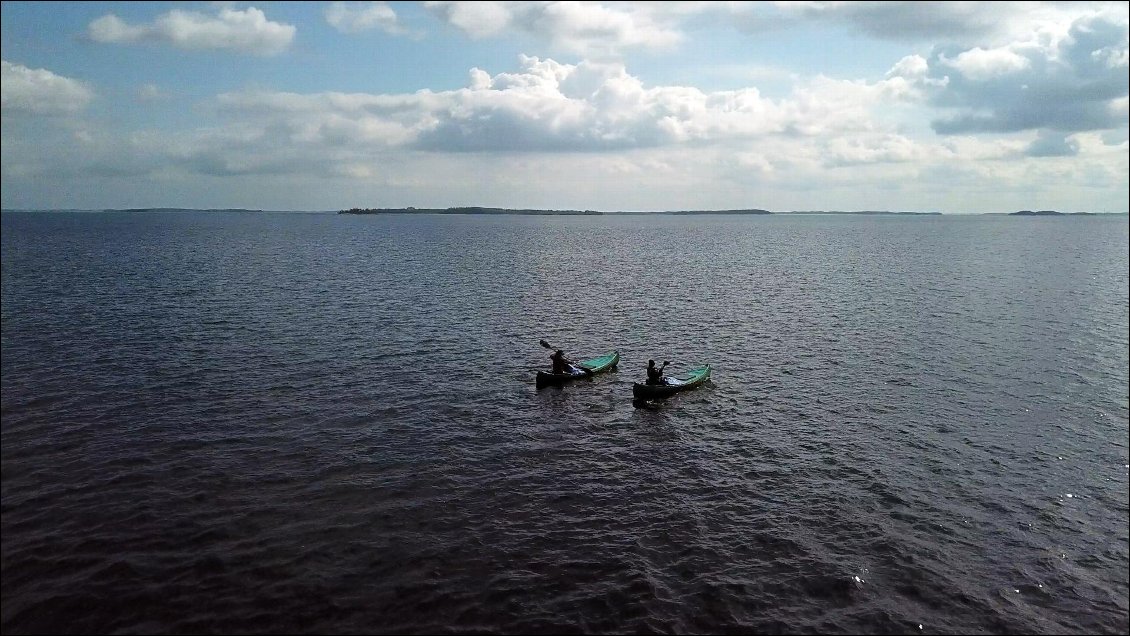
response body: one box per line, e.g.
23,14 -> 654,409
536,351 -> 619,389
632,365 -> 711,399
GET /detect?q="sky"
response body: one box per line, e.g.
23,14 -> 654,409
1,1 -> 1127,213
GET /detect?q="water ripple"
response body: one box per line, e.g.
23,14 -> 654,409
2,211 -> 1127,634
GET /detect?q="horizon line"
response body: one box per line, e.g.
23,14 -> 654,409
3,207 -> 1128,216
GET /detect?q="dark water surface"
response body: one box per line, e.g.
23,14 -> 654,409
2,211 -> 1127,634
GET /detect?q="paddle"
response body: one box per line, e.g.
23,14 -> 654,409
539,339 -> 594,375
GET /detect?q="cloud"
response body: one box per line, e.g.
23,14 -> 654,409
643,1 -> 1052,47
5,47 -> 1120,212
778,1 -> 1013,42
8,53 -> 919,186
821,133 -> 921,167
759,1 -> 1126,48
325,2 -> 407,35
939,47 -> 1031,81
88,7 -> 295,56
207,54 -> 919,156
424,0 -> 511,38
1,60 -> 93,114
424,1 -> 681,58
915,11 -> 1129,134
29,52 -> 930,204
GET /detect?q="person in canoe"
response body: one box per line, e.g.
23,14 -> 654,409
646,359 -> 670,385
551,349 -> 578,375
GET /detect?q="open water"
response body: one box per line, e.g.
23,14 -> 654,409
2,210 -> 1127,634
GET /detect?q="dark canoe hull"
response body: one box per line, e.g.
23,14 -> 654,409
536,351 -> 619,389
632,365 -> 711,399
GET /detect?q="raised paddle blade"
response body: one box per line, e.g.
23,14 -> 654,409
540,339 -> 553,349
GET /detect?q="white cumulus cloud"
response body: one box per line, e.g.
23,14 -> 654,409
424,1 -> 681,58
1,60 -> 93,115
196,54 -> 923,162
88,7 -> 295,56
325,2 -> 406,35
425,0 -> 513,38
940,47 -> 1031,80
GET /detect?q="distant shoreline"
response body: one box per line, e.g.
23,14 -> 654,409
337,207 -> 946,216
1008,210 -> 1095,216
2,208 -> 1125,216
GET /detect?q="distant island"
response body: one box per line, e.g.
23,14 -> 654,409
338,207 -> 946,216
1009,210 -> 1095,216
776,210 -> 942,216
340,207 -> 601,215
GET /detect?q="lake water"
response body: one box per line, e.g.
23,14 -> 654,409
2,210 -> 1127,634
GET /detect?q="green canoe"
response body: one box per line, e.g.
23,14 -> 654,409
632,365 -> 711,399
536,351 -> 619,389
